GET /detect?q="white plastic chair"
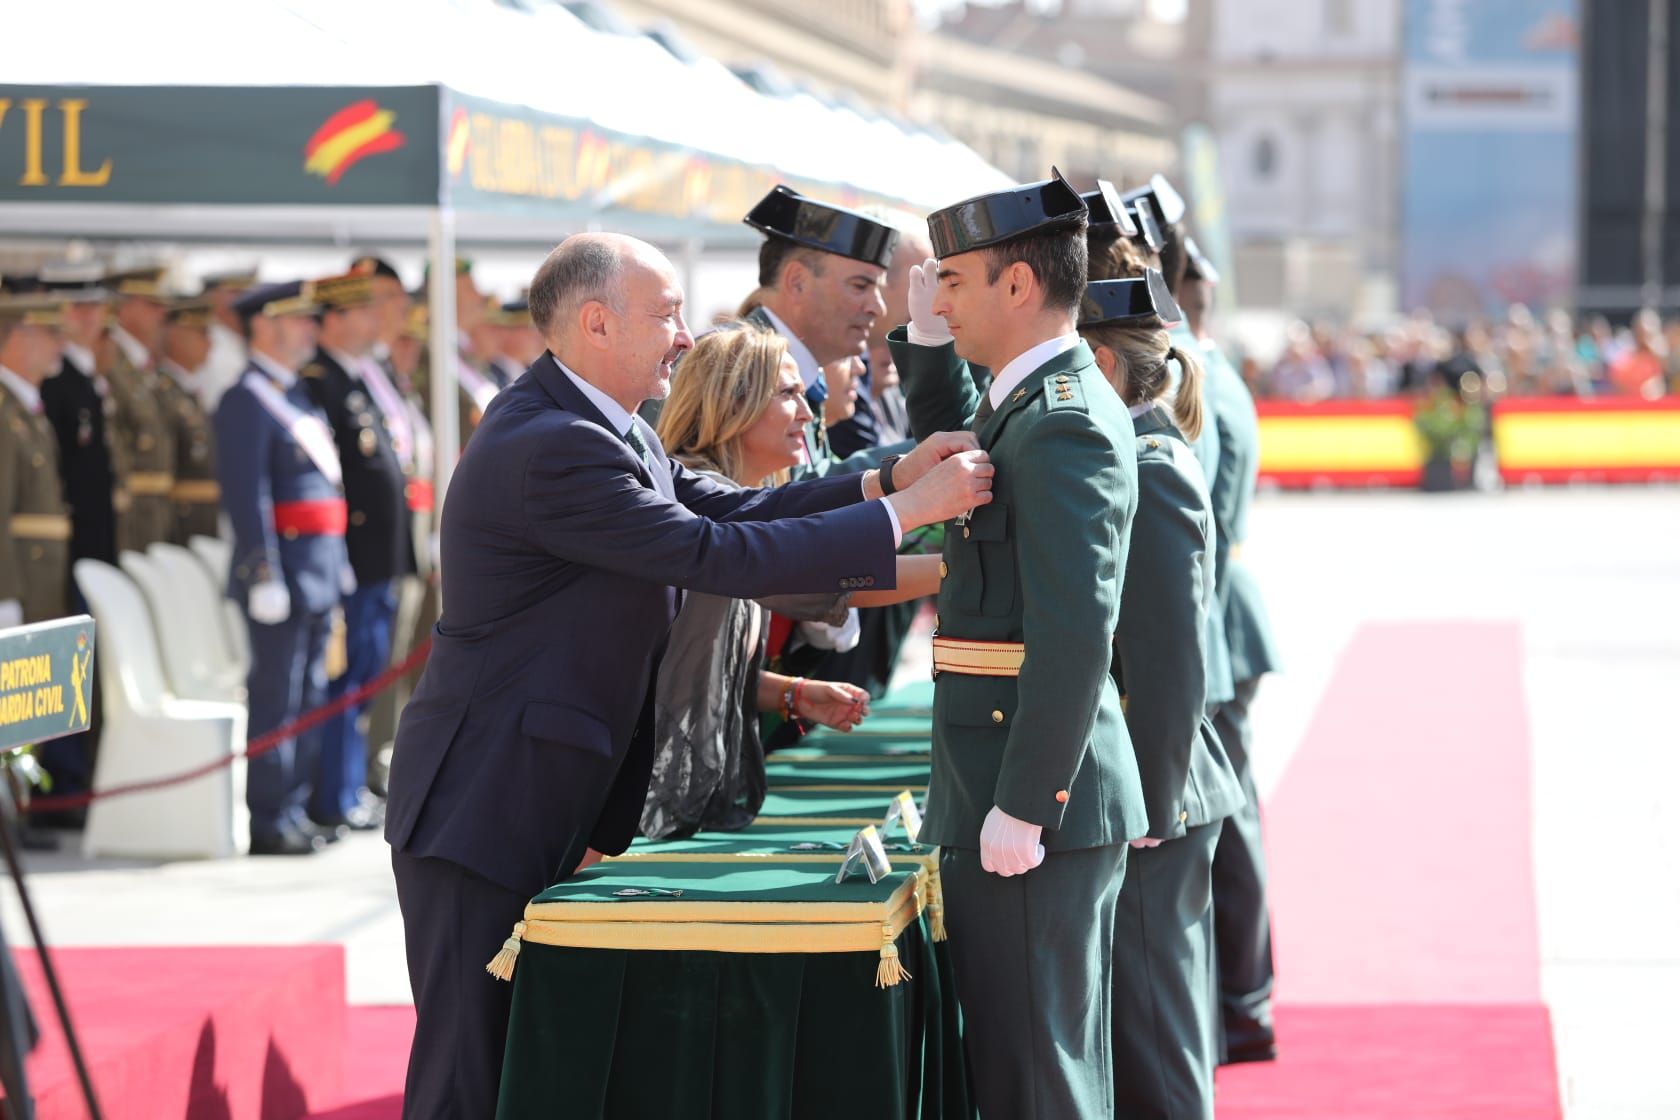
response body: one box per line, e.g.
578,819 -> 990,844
123,549 -> 244,703
73,559 -> 248,860
188,534 -> 250,677
121,547 -> 243,705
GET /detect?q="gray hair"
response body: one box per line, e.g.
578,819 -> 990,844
528,235 -> 627,337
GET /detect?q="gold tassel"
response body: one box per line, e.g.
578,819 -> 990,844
926,864 -> 948,942
485,921 -> 527,982
875,924 -> 911,988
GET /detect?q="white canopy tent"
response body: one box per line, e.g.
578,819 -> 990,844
0,0 -> 1012,502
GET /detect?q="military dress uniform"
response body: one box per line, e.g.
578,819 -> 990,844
0,362 -> 71,624
105,322 -> 176,553
38,265 -> 119,572
301,272 -> 415,829
158,359 -> 219,544
214,281 -> 350,853
1201,329 -> 1285,1063
889,174 -> 1148,1119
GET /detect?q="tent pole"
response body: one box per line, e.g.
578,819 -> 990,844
682,237 -> 702,313
428,207 -> 460,515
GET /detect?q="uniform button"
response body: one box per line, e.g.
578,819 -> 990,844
283,528 -> 299,541
1178,810 -> 1188,823
991,709 -> 1004,724
963,526 -> 970,539
939,561 -> 948,578
350,510 -> 367,526
1055,789 -> 1069,804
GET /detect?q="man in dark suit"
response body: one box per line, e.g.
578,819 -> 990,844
384,233 -> 993,1119
302,271 -> 416,832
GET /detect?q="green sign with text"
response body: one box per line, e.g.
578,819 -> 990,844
0,616 -> 96,751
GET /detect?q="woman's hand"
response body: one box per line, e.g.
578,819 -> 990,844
795,680 -> 871,732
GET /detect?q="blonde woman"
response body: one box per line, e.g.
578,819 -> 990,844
641,322 -> 939,838
1078,272 -> 1245,1118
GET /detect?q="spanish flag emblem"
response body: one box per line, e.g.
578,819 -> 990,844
305,100 -> 407,186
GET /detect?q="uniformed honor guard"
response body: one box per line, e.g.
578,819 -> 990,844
1179,237 -> 1284,1065
0,294 -> 71,631
214,281 -> 350,856
1080,274 -> 1247,1117
739,185 -> 913,478
302,270 -> 414,831
889,171 -> 1148,1117
38,263 -> 119,572
197,267 -> 258,412
157,299 -> 220,543
415,257 -> 498,449
103,266 -> 177,553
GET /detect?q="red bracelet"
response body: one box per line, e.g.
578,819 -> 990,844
792,677 -> 808,715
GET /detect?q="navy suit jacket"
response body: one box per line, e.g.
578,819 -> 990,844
385,353 -> 899,895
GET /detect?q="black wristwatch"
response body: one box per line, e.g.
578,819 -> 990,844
877,454 -> 904,496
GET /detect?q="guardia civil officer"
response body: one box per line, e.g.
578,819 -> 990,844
889,172 -> 1146,1117
214,282 -> 350,856
738,187 -> 921,701
1180,238 -> 1284,1064
1081,272 -> 1247,1117
301,270 -> 415,831
156,299 -> 220,543
103,267 -> 176,552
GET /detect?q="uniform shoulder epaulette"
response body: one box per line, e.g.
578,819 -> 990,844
300,362 -> 326,380
1043,370 -> 1088,413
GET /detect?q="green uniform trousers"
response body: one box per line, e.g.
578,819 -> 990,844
1209,677 -> 1276,1060
1112,821 -> 1222,1119
940,843 -> 1126,1119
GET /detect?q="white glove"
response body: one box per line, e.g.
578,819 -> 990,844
979,805 -> 1044,877
340,562 -> 358,596
906,258 -> 954,347
1129,837 -> 1165,850
0,599 -> 22,630
248,580 -> 292,625
427,533 -> 442,575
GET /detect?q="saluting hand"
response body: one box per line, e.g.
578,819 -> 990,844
906,258 -> 953,347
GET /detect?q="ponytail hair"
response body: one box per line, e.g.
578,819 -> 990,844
1164,344 -> 1204,442
1078,321 -> 1205,441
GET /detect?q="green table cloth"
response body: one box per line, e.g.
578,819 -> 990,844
755,788 -> 913,825
798,715 -> 934,743
870,679 -> 934,718
495,861 -> 972,1118
765,758 -> 932,790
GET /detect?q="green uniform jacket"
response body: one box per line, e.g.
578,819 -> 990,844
1169,321 -> 1235,708
1201,339 -> 1282,683
0,381 -> 70,623
105,346 -> 176,553
1119,406 -> 1246,837
157,368 -> 219,544
889,327 -> 1147,848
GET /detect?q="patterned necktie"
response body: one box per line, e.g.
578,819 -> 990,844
623,423 -> 650,466
971,393 -> 995,433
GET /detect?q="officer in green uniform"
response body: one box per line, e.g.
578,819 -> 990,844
1080,273 -> 1247,1117
156,298 -> 220,543
103,267 -> 177,553
0,295 -> 71,629
888,171 -> 1147,1118
1179,238 -> 1285,1063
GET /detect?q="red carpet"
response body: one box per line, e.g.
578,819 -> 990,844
303,1006 -> 411,1120
3,945 -> 345,1120
1217,621 -> 1561,1117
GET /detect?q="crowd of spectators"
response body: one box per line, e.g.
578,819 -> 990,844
1243,307 -> 1680,403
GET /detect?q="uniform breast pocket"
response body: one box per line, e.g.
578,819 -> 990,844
959,502 -> 1015,617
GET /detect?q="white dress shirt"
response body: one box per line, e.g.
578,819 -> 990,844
250,351 -> 299,390
759,306 -> 821,391
109,324 -> 151,370
0,365 -> 41,414
986,333 -> 1082,412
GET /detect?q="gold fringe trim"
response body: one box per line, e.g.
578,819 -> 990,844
876,927 -> 911,988
516,894 -> 920,958
925,862 -> 948,941
525,875 -> 918,925
485,920 -> 527,982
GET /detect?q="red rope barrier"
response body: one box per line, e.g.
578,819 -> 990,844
26,639 -> 433,812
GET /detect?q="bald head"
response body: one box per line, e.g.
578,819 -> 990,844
531,233 -> 693,413
529,233 -> 672,342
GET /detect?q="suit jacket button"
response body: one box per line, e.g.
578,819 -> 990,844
1055,789 -> 1069,804
991,709 -> 1004,724
864,576 -> 874,587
